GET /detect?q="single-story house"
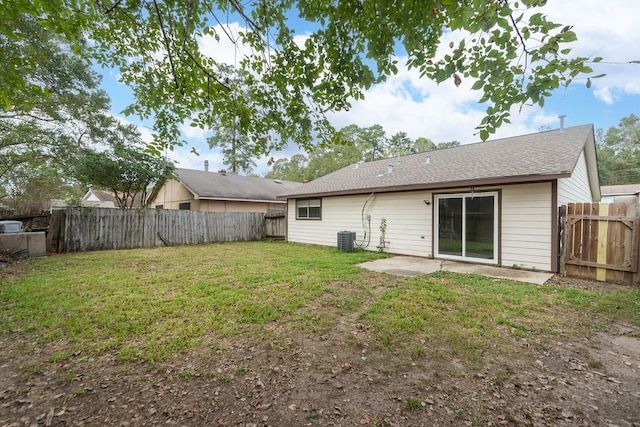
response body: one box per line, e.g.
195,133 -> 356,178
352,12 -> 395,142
151,167 -> 301,213
280,124 -> 601,272
600,184 -> 640,205
81,189 -> 118,208
50,190 -> 141,211
79,189 -> 144,208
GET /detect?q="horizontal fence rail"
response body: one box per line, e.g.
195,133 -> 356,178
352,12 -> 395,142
55,208 -> 266,252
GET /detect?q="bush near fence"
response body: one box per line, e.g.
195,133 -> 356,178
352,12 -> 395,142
48,208 -> 267,253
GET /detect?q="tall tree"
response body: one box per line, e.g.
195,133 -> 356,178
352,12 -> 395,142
74,124 -> 175,209
3,163 -> 77,216
388,132 -> 415,156
415,137 -> 436,152
0,15 -> 125,213
205,64 -> 259,174
358,125 -> 388,162
434,141 -> 462,150
3,1 -> 598,153
207,127 -> 257,174
265,154 -> 311,182
597,114 -> 640,185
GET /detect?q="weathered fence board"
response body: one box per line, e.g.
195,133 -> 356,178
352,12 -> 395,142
560,203 -> 639,284
60,208 -> 266,252
265,210 -> 286,239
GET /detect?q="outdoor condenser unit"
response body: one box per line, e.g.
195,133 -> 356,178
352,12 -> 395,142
337,231 -> 356,252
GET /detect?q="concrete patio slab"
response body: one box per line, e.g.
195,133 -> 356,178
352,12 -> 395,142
359,256 -> 554,285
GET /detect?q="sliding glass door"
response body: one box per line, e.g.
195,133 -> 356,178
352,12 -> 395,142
436,192 -> 498,263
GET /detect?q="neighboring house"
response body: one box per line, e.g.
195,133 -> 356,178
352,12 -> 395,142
50,191 -> 140,211
150,168 -> 301,213
600,184 -> 640,204
81,189 -> 117,208
281,124 -> 600,273
80,189 -> 143,208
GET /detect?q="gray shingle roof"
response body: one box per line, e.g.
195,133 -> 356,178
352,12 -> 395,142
91,190 -> 117,202
176,168 -> 302,202
282,124 -> 595,198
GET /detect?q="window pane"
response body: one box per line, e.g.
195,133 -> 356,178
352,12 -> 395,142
309,206 -> 321,218
438,198 -> 462,256
297,199 -> 321,219
465,196 -> 494,259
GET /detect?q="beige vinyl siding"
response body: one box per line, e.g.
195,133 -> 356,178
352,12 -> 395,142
557,151 -> 593,205
287,191 -> 432,257
501,182 -> 553,271
151,180 -> 195,209
151,180 -> 284,212
288,182 -> 556,271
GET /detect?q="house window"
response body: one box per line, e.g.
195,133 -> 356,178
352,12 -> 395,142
274,204 -> 286,212
155,205 -> 164,210
296,199 -> 321,219
179,202 -> 191,210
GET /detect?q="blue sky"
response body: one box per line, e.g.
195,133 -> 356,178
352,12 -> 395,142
99,0 -> 640,175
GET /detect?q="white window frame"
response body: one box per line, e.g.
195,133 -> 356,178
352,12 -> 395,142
296,198 -> 321,220
434,191 -> 498,264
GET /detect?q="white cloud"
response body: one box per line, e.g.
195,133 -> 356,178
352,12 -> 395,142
328,58 -> 549,145
293,33 -> 311,49
165,146 -> 224,171
100,2 -> 638,177
179,121 -> 211,142
543,0 -> 640,97
325,0 -> 640,146
198,22 -> 250,66
594,86 -> 615,104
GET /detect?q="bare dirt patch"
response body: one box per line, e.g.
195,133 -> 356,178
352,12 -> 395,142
2,275 -> 639,426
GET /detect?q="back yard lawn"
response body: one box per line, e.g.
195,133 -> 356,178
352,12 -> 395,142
1,242 -> 639,426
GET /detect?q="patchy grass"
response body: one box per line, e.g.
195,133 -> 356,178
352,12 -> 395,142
360,271 -> 640,367
1,241 -> 639,371
0,242 -> 386,363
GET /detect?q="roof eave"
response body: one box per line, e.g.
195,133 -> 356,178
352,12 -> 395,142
198,197 -> 286,204
282,173 -> 571,199
581,125 -> 601,201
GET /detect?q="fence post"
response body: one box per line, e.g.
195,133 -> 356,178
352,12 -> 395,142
47,210 -> 66,253
596,203 -> 608,281
558,205 -> 566,276
634,205 -> 640,284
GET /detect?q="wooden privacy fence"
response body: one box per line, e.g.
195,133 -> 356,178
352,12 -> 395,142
48,207 -> 266,253
264,209 -> 286,240
559,203 -> 640,284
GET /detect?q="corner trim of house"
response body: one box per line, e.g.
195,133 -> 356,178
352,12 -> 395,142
551,180 -> 558,273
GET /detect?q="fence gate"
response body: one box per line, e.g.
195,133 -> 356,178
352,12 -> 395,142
560,203 -> 639,283
265,209 -> 286,240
